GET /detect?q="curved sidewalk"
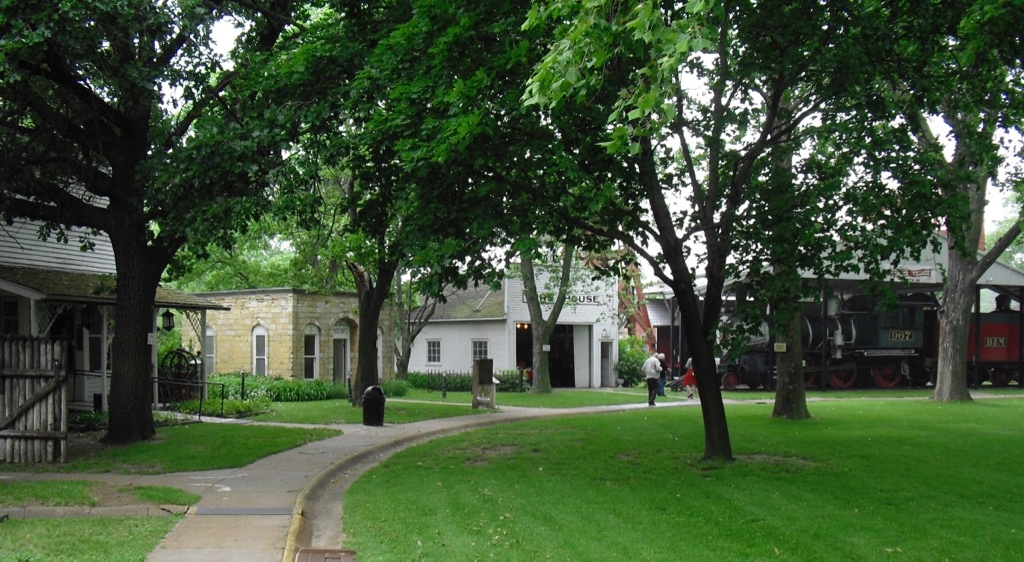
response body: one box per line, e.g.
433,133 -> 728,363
1,398 -> 694,562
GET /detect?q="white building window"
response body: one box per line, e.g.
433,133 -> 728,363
204,327 -> 216,375
84,306 -> 104,372
472,340 -> 488,360
304,325 -> 320,380
427,340 -> 441,364
252,325 -> 268,375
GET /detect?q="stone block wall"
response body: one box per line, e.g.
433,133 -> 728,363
182,288 -> 395,382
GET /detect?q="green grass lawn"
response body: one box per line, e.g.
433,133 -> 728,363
342,397 -> 1024,560
0,517 -> 178,561
250,398 -> 495,424
0,423 -> 334,560
403,387 -> 684,408
0,481 -> 199,507
3,391 -> 1022,560
1,423 -> 339,474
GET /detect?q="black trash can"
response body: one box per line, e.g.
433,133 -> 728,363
362,386 -> 386,426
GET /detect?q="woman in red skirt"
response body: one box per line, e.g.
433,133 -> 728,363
682,359 -> 697,400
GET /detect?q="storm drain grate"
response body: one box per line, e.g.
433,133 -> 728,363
194,506 -> 293,516
295,549 -> 357,562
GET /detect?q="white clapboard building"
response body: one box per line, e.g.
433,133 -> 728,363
0,217 -> 222,411
407,267 -> 621,388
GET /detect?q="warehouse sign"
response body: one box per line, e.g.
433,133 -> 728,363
523,294 -> 604,305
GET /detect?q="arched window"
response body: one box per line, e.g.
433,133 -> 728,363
303,325 -> 320,380
252,325 -> 268,376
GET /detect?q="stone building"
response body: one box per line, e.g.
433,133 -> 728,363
181,288 -> 395,384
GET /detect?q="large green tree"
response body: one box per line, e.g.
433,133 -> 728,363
526,0 -> 951,456
871,0 -> 1024,402
274,0 -> 626,404
524,0 -> 829,459
0,0 -> 295,443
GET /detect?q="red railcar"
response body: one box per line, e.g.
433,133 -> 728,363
963,312 -> 1023,386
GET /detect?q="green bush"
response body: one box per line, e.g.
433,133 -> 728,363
69,410 -> 193,430
208,373 -> 348,402
169,397 -> 272,418
495,369 -> 529,392
407,371 -> 473,392
69,411 -> 108,431
617,336 -> 648,388
379,379 -> 409,397
408,370 -> 526,393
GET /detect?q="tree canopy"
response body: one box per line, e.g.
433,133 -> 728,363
0,0 -> 297,442
524,0 -> 978,457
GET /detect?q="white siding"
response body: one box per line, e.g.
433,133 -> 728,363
504,272 -> 618,326
0,218 -> 116,274
407,269 -> 621,387
408,320 -> 509,373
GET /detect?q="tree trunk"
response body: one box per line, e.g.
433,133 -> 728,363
772,305 -> 810,419
394,340 -> 412,380
690,338 -> 733,461
393,274 -> 412,380
103,229 -> 165,444
933,249 -> 975,402
529,332 -> 554,393
393,276 -> 437,381
673,282 -> 733,461
349,261 -> 398,407
522,249 -> 573,394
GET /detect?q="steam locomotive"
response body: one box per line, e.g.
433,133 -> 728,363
720,293 -> 1023,390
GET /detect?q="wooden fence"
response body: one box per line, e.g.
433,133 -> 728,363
0,336 -> 68,463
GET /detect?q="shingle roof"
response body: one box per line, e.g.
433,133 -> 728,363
0,265 -> 228,310
430,283 -> 506,321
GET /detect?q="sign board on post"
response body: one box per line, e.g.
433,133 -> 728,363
472,358 -> 496,410
476,358 -> 493,385
774,343 -> 787,353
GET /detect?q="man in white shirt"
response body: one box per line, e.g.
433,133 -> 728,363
642,352 -> 663,406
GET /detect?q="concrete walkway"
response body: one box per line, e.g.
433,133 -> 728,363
0,398 -> 695,561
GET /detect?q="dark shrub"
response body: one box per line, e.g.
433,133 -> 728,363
617,336 -> 647,388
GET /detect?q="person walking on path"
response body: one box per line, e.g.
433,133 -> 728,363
682,358 -> 697,400
643,351 -> 662,406
658,354 -> 669,396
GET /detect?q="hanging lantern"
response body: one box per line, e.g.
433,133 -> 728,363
161,309 -> 176,331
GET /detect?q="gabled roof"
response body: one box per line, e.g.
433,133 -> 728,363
698,232 -> 1024,298
0,265 -> 228,310
429,283 -> 506,321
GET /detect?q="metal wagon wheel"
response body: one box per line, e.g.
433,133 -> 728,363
159,349 -> 200,402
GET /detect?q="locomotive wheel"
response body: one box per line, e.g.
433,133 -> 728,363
802,354 -> 820,389
828,369 -> 857,389
804,372 -> 818,389
721,371 -> 740,391
871,366 -> 901,389
989,370 -> 1011,387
